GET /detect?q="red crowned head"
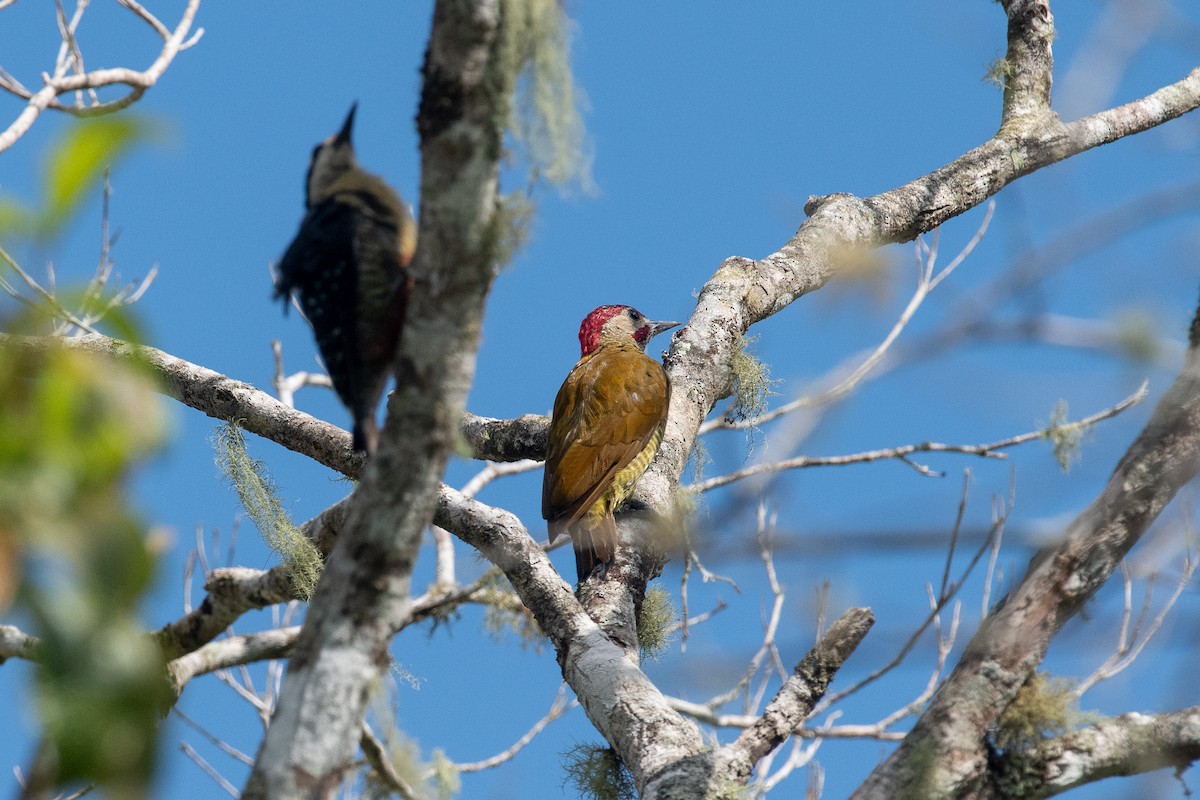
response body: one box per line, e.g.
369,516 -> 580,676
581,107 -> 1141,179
577,305 -> 679,356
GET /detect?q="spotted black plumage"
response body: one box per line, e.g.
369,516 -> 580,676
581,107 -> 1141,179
274,104 -> 416,455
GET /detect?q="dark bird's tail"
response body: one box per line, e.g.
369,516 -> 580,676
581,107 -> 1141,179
572,516 -> 617,584
353,415 -> 379,455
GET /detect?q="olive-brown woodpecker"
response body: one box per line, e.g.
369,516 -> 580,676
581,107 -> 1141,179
542,305 -> 678,583
274,104 -> 416,455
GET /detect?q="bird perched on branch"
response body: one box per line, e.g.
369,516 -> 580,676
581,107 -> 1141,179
542,305 -> 678,583
274,104 -> 416,455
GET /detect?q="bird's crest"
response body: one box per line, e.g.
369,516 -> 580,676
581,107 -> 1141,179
577,304 -> 632,355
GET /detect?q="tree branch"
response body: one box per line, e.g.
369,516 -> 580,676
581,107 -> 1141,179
242,0 -> 507,795
691,382 -> 1148,490
0,0 -> 204,152
156,497 -> 351,659
631,53 -> 1200,559
168,627 -> 300,700
854,308 -> 1200,798
998,0 -> 1055,131
716,607 -> 875,782
988,707 -> 1200,799
434,485 -> 712,794
0,333 -> 547,470
0,624 -> 39,663
586,0 -> 1200,722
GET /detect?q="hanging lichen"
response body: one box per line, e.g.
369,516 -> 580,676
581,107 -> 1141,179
211,421 -> 321,598
495,0 -> 593,190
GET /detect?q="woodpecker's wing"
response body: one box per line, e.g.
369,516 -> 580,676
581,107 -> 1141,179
276,198 -> 365,411
542,347 -> 670,536
276,198 -> 357,305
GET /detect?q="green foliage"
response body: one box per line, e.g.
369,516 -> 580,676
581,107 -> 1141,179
994,672 -> 1079,752
0,327 -> 169,792
0,117 -> 151,240
211,421 -> 322,598
636,585 -> 676,661
562,743 -> 635,800
45,118 -> 148,228
1043,400 -> 1083,474
496,0 -> 592,190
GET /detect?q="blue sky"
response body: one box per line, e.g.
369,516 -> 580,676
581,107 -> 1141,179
2,2 -> 1200,798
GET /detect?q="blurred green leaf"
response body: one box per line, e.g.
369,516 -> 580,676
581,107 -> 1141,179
40,117 -> 148,236
0,197 -> 33,238
0,328 -> 167,793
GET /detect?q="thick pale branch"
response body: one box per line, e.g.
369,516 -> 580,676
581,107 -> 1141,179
989,707 -> 1200,799
459,412 -> 548,463
606,21 -> 1200,727
614,16 -> 1199,793
433,486 -> 709,793
998,0 -> 1056,131
637,66 -> 1200,528
0,333 -> 547,663
0,333 -> 546,469
716,607 -> 875,782
168,627 -> 300,699
0,332 -> 361,475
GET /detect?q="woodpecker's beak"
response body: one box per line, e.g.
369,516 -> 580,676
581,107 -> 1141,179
648,320 -> 680,340
336,102 -> 358,145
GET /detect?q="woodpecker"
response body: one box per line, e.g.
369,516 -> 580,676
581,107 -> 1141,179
542,305 -> 678,583
275,104 -> 416,455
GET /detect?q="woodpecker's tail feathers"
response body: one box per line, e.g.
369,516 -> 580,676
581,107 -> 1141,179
572,516 -> 617,584
353,415 -> 379,456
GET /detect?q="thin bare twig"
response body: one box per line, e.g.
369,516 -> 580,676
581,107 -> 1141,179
705,202 -> 995,434
179,742 -> 239,798
1076,550 -> 1197,695
691,381 -> 1148,492
0,0 -> 204,152
700,505 -> 786,714
447,686 -> 576,772
810,487 -> 1006,717
173,708 -> 254,766
980,470 -> 1013,620
359,724 -> 420,799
